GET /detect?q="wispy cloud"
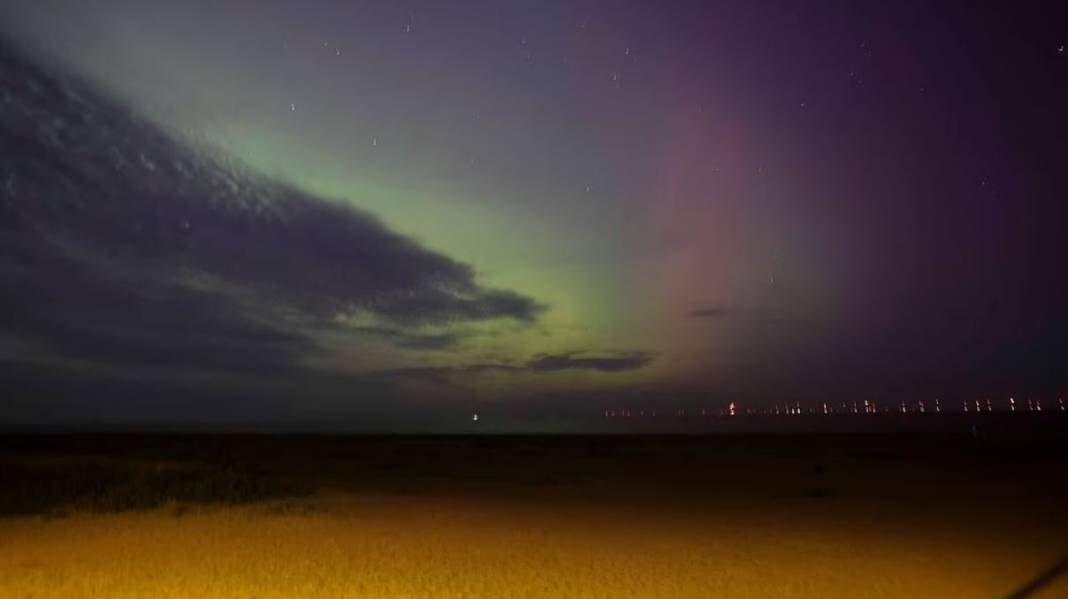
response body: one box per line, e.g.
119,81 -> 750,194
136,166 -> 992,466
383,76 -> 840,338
527,351 -> 654,372
375,350 -> 655,384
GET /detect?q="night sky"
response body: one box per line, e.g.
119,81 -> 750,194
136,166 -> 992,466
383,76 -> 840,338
2,1 -> 1066,429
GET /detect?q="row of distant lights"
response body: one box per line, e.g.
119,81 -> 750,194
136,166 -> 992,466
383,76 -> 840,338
602,397 -> 1066,417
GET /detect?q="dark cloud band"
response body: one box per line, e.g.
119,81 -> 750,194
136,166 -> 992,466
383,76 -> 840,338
0,38 -> 542,377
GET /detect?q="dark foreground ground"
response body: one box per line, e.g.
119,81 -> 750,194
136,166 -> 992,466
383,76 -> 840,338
1,428 -> 1066,597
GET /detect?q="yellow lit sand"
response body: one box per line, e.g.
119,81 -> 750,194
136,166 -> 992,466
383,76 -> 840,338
1,491 -> 1064,598
3,434 -> 1066,598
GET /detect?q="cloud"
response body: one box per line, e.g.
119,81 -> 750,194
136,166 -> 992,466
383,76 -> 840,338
373,350 -> 655,385
372,363 -> 521,385
0,247 -> 313,374
527,351 -> 654,372
348,325 -> 460,350
0,38 -> 542,378
690,307 -> 729,318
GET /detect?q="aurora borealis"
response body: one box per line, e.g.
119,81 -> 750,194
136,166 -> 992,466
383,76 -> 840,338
2,1 -> 1066,429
